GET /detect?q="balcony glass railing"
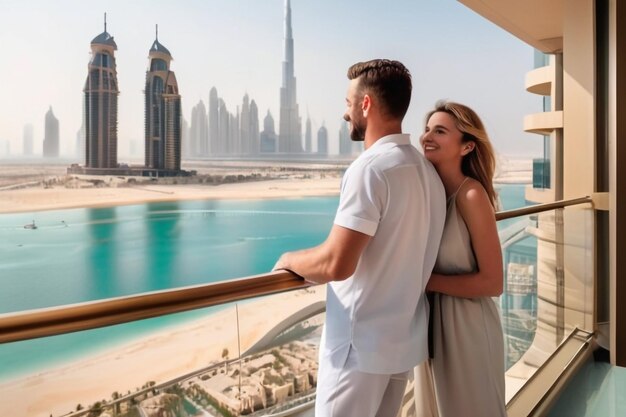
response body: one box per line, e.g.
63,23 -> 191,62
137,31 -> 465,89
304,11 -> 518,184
0,197 -> 593,417
533,158 -> 551,189
501,215 -> 538,370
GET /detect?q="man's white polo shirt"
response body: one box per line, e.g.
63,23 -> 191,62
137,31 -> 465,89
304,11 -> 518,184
322,133 -> 446,374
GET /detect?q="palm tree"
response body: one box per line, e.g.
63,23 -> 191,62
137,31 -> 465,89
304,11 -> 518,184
222,348 -> 230,373
111,391 -> 120,415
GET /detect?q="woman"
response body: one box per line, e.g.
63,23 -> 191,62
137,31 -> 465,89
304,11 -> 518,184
415,101 -> 506,417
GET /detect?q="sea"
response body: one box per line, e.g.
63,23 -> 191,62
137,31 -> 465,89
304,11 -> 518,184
0,184 -> 529,381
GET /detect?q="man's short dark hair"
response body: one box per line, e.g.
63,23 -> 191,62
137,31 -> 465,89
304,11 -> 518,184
347,59 -> 412,120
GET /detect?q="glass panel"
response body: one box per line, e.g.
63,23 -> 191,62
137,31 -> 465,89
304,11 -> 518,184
90,69 -> 99,89
502,221 -> 538,371
218,288 -> 324,415
533,49 -> 550,68
502,205 -> 593,401
0,290 -> 327,417
533,158 -> 551,189
0,191 -> 593,414
150,58 -> 167,71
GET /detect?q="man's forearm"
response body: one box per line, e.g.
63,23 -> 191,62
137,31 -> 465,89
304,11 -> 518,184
274,224 -> 370,284
275,246 -> 336,284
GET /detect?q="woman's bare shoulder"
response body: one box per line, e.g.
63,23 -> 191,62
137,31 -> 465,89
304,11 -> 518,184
456,178 -> 495,218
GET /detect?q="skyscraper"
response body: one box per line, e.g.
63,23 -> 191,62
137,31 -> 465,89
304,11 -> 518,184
76,121 -> 85,159
240,94 -> 250,154
235,95 -> 261,156
43,107 -> 59,158
84,15 -> 118,168
144,26 -> 182,171
317,124 -> 328,155
229,110 -> 239,154
190,100 -> 208,157
209,87 -> 219,155
278,0 -> 302,153
181,117 -> 190,159
339,119 -> 351,156
260,110 -> 277,153
218,99 -> 229,154
23,124 -> 34,156
304,116 -> 312,153
249,99 -> 260,155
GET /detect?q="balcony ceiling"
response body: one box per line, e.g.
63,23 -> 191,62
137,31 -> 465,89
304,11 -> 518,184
458,0 -> 564,53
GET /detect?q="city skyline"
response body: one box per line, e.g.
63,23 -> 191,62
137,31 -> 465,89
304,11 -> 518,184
0,0 -> 542,158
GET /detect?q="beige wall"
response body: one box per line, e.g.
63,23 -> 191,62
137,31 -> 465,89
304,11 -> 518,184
562,0 -> 596,332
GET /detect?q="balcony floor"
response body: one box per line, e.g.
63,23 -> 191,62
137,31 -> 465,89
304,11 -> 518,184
548,357 -> 626,417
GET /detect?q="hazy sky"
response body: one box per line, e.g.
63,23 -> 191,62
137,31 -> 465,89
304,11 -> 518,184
0,0 -> 543,158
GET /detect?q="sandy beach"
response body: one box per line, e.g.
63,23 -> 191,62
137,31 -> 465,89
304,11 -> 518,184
0,176 -> 342,214
0,286 -> 326,417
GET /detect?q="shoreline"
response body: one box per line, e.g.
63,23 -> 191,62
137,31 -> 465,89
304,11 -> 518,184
0,177 -> 343,215
0,176 -> 532,216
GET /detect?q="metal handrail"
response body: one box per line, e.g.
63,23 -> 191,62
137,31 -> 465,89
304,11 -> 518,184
496,196 -> 592,220
0,195 -> 594,344
0,270 -> 309,344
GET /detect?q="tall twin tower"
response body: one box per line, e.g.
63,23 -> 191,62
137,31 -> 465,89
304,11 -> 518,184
84,16 -> 181,172
84,1 -> 303,171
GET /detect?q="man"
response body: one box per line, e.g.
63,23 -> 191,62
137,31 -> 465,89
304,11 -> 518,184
273,59 -> 446,417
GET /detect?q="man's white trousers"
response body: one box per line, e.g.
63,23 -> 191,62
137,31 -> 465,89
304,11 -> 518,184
315,345 -> 409,417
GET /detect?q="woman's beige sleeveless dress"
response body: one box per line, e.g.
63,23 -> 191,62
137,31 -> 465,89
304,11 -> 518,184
414,180 -> 506,417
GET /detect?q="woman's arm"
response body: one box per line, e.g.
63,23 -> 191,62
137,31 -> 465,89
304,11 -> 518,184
426,181 -> 503,297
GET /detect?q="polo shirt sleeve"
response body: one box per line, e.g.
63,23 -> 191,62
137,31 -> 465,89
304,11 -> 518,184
334,162 -> 387,236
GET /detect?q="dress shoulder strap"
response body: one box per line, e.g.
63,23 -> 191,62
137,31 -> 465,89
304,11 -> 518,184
448,176 -> 470,202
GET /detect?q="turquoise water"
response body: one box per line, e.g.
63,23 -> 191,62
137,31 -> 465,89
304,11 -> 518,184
0,185 -> 528,380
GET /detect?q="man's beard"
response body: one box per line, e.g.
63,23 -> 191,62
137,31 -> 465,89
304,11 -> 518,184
350,118 -> 366,142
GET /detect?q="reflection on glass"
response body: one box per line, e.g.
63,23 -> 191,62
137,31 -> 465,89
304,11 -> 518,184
501,217 -> 538,370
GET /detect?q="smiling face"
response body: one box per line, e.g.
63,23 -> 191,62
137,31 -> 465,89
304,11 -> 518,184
343,78 -> 367,142
420,111 -> 473,167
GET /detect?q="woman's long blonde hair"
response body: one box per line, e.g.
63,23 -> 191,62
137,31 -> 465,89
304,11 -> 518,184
426,100 -> 498,209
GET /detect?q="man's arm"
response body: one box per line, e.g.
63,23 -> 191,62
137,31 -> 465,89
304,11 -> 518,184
273,224 -> 371,284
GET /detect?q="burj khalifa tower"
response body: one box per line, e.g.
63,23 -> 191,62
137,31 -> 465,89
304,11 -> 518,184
278,0 -> 303,153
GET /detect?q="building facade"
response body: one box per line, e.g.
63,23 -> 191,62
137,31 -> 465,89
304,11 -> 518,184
248,99 -> 260,155
84,19 -> 119,168
317,125 -> 328,155
278,0 -> 302,153
144,29 -> 182,171
304,116 -> 312,153
209,87 -> 219,155
43,107 -> 59,158
338,119 -> 360,157
260,111 -> 277,153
